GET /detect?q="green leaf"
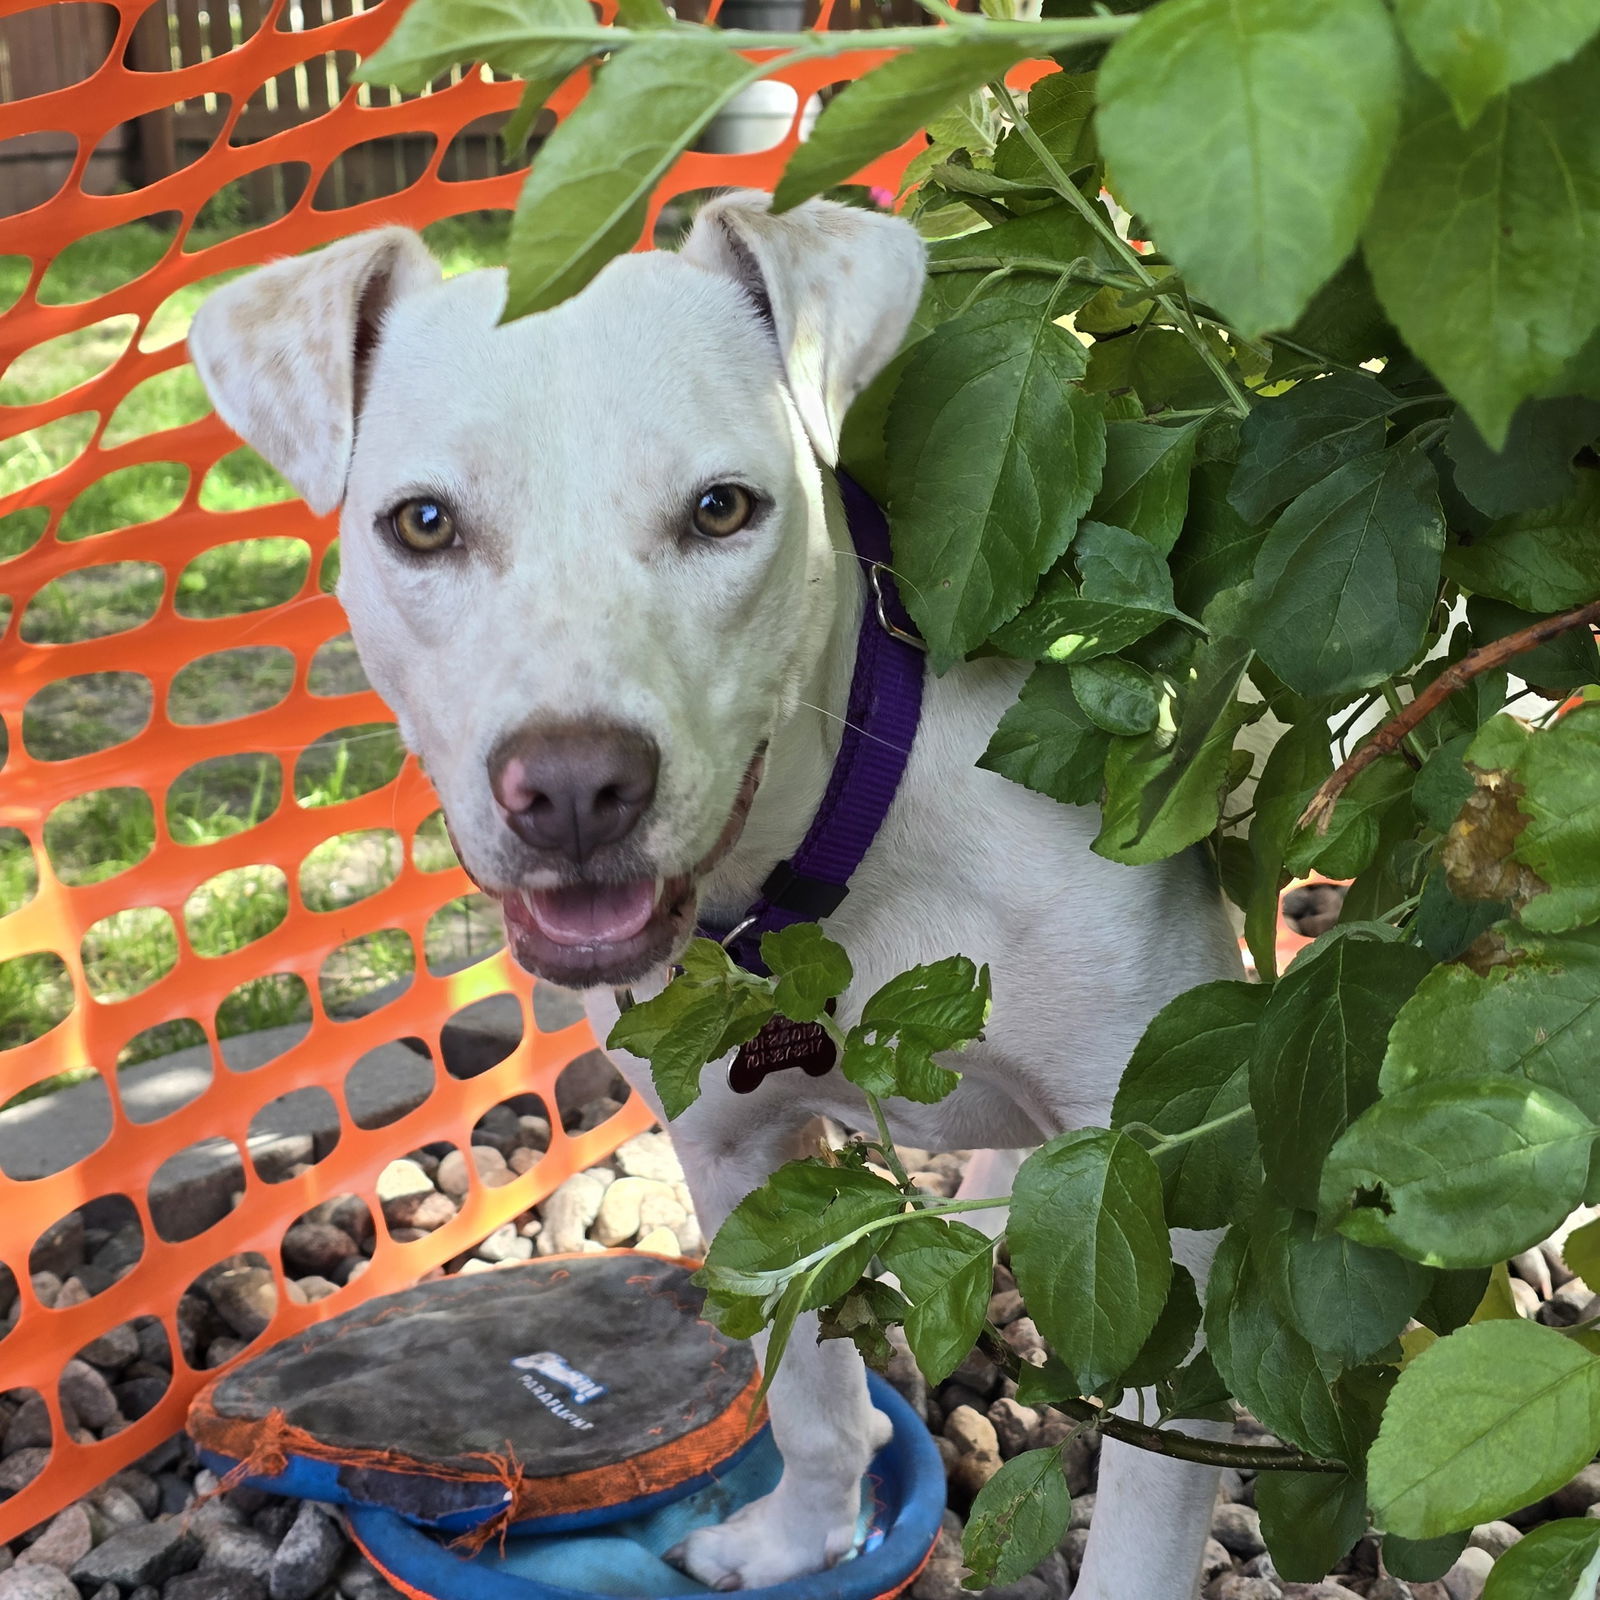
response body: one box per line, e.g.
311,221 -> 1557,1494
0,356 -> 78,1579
1097,0 -> 1403,336
1088,420 -> 1203,554
356,0 -> 594,90
846,956 -> 991,1104
978,665 -> 1113,808
1284,757 -> 1414,881
1414,1267 -> 1492,1336
1255,1203 -> 1425,1367
1320,1076 -> 1596,1268
1011,1129 -> 1172,1393
1255,1469 -> 1368,1584
961,1448 -> 1072,1591
1171,459 -> 1271,623
1094,634 -> 1256,866
611,0 -> 672,25
1482,1518 -> 1600,1600
1392,0 -> 1600,127
1449,707 -> 1600,933
1467,597 -> 1600,697
608,967 -> 776,1119
1250,932 -> 1433,1212
1203,1225 -> 1349,1461
1249,441 -> 1446,698
1447,398 -> 1600,520
505,40 -> 763,318
1069,656 -> 1159,736
887,301 -> 1106,671
993,72 -> 1097,187
992,522 -> 1196,665
1111,979 -> 1267,1229
1368,1319 -> 1600,1537
1564,1217 -> 1600,1286
817,1277 -> 912,1370
1413,869 -> 1508,963
774,41 -> 1038,214
1445,474 -> 1600,611
761,923 -> 852,1025
1121,1263 -> 1202,1388
1383,924 -> 1600,1120
1229,371 -> 1395,524
878,1217 -> 994,1386
1161,1348 -> 1234,1424
1362,50 -> 1600,447
699,1160 -> 905,1336
1384,1530 -> 1472,1582
1244,720 -> 1333,979
1084,324 -> 1240,413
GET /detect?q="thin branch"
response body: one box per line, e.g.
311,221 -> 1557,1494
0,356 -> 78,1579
1299,600 -> 1600,834
977,1332 -> 1347,1475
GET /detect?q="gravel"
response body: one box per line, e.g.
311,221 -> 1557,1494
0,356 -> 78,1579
4,1114 -> 1599,1599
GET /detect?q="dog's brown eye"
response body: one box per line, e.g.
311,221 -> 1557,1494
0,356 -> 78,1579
392,498 -> 456,552
692,484 -> 754,539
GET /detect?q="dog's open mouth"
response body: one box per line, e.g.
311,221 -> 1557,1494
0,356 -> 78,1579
490,748 -> 765,989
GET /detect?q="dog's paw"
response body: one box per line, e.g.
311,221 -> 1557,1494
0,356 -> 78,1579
666,1485 -> 862,1591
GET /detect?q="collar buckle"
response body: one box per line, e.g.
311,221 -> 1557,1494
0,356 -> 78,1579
868,563 -> 928,653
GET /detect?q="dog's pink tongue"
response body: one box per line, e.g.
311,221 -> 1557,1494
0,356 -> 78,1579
522,881 -> 657,946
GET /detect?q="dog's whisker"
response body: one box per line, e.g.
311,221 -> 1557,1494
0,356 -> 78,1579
830,547 -> 933,606
792,698 -> 911,756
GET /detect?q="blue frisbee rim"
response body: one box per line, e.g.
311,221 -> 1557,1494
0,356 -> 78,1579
345,1372 -> 946,1600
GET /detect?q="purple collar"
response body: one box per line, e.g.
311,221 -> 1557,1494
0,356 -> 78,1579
699,472 -> 926,977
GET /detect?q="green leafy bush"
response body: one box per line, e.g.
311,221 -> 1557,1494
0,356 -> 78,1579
363,3 -> 1600,1589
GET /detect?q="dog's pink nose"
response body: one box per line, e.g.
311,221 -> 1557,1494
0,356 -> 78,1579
488,722 -> 659,862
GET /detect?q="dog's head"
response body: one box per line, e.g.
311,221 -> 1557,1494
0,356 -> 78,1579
188,193 -> 924,988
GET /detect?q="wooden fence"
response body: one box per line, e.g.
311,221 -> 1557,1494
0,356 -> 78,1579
0,0 -> 930,221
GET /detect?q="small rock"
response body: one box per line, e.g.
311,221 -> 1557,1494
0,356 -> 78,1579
207,1268 -> 278,1341
1538,1281 -> 1597,1327
613,1131 -> 683,1185
1281,1586 -> 1364,1600
1002,1316 -> 1046,1365
1508,1277 -> 1540,1318
988,1289 -> 1025,1326
302,1195 -> 375,1248
269,1503 -> 343,1600
383,1190 -> 458,1231
1542,1238 -> 1576,1289
1440,1548 -> 1494,1600
981,1578 -> 1047,1600
944,1405 -> 1001,1499
1213,1502 -> 1267,1560
987,1397 -> 1035,1458
436,1146 -> 507,1199
58,1361 -> 120,1432
1550,1461 -> 1600,1517
509,1148 -> 541,1176
15,1504 -> 94,1573
884,1331 -> 928,1420
1507,1247 -> 1552,1300
294,1275 -> 340,1301
169,1575 -> 268,1600
1213,1581 -> 1282,1600
29,1213 -> 85,1280
4,1394 -> 55,1453
71,1519 -> 201,1588
0,1567 -> 79,1600
1467,1521 -> 1519,1559
375,1159 -> 433,1202
591,1176 -> 655,1246
910,1170 -> 956,1198
1367,1580 -> 1414,1600
910,1557 -> 968,1600
0,1449 -> 49,1492
1060,1527 -> 1089,1580
539,1172 -> 612,1254
115,1376 -> 171,1421
281,1224 -> 358,1278
517,1115 -> 552,1151
78,1320 -> 141,1371
101,1468 -> 161,1519
635,1225 -> 681,1256
1199,1537 -> 1233,1588
198,1522 -> 276,1581
476,1224 -> 532,1264
1243,1554 -> 1281,1581
252,1503 -> 298,1542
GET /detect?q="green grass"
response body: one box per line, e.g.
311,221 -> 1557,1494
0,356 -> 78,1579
0,212 -> 512,1090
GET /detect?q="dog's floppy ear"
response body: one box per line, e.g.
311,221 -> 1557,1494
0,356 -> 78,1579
187,227 -> 441,515
678,191 -> 925,464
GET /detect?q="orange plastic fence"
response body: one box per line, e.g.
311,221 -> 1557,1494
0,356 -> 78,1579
0,0 -> 942,1540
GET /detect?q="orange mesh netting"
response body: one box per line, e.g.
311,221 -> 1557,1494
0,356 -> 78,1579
0,0 -> 950,1538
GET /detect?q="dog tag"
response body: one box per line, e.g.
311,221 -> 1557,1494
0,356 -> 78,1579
727,1010 -> 837,1093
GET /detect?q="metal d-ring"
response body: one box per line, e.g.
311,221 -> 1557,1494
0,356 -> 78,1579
868,563 -> 928,652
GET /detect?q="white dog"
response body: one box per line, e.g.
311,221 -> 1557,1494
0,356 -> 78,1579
189,192 -> 1245,1598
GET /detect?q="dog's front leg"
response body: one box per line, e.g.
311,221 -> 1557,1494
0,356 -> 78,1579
665,1116 -> 892,1591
